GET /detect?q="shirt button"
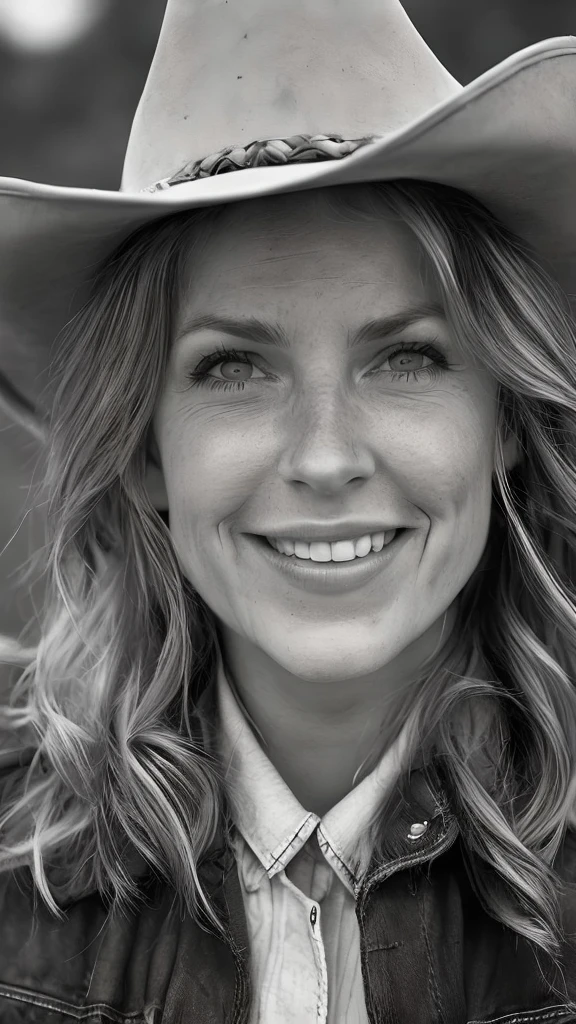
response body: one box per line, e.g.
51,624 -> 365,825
310,905 -> 317,927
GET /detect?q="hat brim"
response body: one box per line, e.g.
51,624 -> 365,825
2,36 -> 576,430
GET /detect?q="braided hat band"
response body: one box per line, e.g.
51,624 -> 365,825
141,133 -> 379,193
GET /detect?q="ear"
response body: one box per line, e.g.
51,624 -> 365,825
144,430 -> 169,510
499,428 -> 522,473
144,459 -> 169,510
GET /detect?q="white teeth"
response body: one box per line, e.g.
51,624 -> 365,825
274,539 -> 295,555
331,540 -> 357,561
309,542 -> 332,562
266,530 -> 398,561
354,535 -> 372,558
294,541 -> 310,559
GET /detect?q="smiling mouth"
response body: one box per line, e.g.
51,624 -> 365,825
246,529 -> 412,593
252,529 -> 408,564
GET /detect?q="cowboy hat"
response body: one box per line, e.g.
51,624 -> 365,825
1,0 -> 575,469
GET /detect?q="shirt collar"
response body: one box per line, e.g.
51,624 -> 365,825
215,651 -> 415,893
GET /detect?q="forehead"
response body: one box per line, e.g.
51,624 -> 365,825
180,189 -> 436,312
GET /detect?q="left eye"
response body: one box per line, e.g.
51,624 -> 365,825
382,348 -> 433,372
208,358 -> 264,383
184,346 -> 267,391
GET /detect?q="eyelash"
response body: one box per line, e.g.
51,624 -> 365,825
184,342 -> 452,392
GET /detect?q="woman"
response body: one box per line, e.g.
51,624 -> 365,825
1,1 -> 576,1021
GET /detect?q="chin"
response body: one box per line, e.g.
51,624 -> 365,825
258,630 -> 409,683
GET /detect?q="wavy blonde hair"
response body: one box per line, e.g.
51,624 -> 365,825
1,181 -> 576,975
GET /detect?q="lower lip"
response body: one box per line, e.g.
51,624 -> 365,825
248,529 -> 411,595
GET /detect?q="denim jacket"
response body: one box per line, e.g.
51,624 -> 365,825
1,745 -> 576,1024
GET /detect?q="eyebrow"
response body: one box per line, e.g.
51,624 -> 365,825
174,302 -> 446,351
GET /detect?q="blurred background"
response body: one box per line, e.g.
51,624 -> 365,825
0,0 -> 575,694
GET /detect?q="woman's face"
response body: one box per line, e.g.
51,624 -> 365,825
153,188 -> 517,682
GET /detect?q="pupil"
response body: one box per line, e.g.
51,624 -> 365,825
222,362 -> 249,380
392,352 -> 422,370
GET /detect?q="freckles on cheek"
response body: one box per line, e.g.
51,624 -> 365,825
170,420 -> 270,525
392,410 -> 491,521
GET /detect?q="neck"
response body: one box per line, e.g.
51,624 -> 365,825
216,611 -> 455,816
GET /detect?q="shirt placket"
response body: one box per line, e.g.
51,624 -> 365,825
277,870 -> 329,1024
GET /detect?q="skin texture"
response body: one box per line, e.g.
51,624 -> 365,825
151,187 -> 519,814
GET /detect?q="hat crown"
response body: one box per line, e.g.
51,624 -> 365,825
121,0 -> 461,193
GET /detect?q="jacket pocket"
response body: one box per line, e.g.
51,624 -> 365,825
0,984 -> 158,1023
468,1003 -> 576,1023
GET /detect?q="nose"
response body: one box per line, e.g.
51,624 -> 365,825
277,385 -> 376,495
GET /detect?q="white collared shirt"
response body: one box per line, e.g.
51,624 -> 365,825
215,657 -> 413,1024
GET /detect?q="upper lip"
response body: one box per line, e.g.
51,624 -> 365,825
255,522 -> 405,543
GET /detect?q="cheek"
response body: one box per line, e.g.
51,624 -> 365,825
391,395 -> 496,514
399,405 -> 496,593
163,415 -> 266,550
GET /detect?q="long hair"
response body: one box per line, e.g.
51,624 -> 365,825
1,180 -> 576,964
